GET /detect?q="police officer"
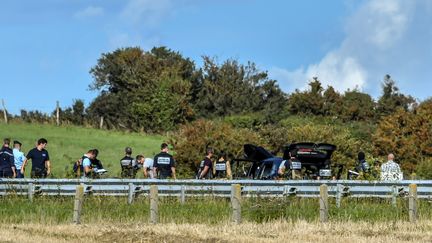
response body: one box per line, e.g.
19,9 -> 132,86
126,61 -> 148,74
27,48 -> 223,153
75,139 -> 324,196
197,147 -> 213,180
0,138 -> 16,178
120,147 -> 135,178
21,138 -> 51,178
153,143 -> 176,179
213,151 -> 231,179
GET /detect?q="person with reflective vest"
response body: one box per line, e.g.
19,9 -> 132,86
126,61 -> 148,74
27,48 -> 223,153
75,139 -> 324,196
213,151 -> 232,179
197,147 -> 214,180
120,147 -> 135,178
0,138 -> 16,178
153,143 -> 176,179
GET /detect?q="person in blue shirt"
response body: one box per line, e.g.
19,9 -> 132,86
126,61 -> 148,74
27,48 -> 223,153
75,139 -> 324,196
12,140 -> 26,178
81,150 -> 96,178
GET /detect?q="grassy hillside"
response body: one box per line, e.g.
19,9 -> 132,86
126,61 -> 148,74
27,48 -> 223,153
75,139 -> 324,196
0,122 -> 166,178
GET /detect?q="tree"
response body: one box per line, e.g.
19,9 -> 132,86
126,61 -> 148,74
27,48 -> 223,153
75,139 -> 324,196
323,86 -> 343,117
376,74 -> 416,118
287,77 -> 325,116
340,90 -> 375,121
373,99 -> 432,174
193,57 -> 286,120
87,47 -> 198,132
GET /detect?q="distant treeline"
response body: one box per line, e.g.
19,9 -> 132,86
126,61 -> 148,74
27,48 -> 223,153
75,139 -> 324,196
6,46 -> 424,131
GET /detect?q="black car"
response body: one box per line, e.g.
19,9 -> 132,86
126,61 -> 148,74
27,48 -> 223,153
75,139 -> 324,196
283,142 -> 337,179
231,144 -> 283,180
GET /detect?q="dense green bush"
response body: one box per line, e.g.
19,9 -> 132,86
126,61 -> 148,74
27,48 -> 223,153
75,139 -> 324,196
223,114 -> 264,130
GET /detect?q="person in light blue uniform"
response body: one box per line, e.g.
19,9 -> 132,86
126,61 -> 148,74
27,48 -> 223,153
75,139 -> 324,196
13,141 -> 26,178
81,150 -> 96,178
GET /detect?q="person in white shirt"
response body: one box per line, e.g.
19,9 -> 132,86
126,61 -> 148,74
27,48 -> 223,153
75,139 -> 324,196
136,154 -> 154,179
380,153 -> 403,181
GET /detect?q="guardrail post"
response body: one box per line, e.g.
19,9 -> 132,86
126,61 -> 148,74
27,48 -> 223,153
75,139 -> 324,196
28,183 -> 34,202
392,185 -> 398,207
180,185 -> 186,204
231,184 -> 242,224
73,185 -> 85,224
409,184 -> 417,223
320,184 -> 329,223
336,184 -> 342,208
128,183 -> 134,204
150,185 -> 158,224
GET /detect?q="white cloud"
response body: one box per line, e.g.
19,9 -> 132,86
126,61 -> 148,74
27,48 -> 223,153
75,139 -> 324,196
74,6 -> 104,19
106,0 -> 175,49
270,0 -> 431,95
120,0 -> 173,27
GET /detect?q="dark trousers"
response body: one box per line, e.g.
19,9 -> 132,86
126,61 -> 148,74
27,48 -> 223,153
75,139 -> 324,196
0,170 -> 14,178
16,169 -> 24,178
31,168 -> 47,178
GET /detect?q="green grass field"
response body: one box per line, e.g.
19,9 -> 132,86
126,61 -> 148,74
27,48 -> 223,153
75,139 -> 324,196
0,122 -> 166,178
0,196 -> 431,224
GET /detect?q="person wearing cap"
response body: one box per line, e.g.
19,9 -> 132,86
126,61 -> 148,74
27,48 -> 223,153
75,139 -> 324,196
0,138 -> 16,178
153,143 -> 176,179
13,140 -> 26,178
120,147 -> 135,178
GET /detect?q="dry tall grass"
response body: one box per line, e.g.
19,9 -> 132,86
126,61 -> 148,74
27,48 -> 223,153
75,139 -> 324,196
1,220 -> 431,243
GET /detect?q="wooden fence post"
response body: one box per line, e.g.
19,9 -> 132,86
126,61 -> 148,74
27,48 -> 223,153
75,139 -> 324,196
99,116 -> 104,129
231,184 -> 242,224
73,185 -> 85,224
392,185 -> 398,207
1,99 -> 7,124
335,184 -> 342,208
56,101 -> 60,126
320,184 -> 329,223
150,185 -> 158,224
128,183 -> 134,204
28,183 -> 34,202
409,184 -> 417,223
180,185 -> 186,204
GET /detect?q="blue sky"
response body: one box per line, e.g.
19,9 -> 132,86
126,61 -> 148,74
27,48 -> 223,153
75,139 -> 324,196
1,0 -> 431,114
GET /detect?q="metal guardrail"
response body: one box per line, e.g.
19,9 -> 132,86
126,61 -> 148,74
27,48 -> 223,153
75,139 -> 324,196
1,179 -> 432,199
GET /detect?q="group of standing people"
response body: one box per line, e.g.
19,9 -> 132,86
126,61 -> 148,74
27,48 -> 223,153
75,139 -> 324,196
1,136 -> 404,181
0,138 -> 51,178
196,147 -> 232,180
118,143 -> 176,179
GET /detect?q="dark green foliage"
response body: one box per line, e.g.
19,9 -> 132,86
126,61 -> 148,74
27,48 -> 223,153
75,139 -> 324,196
340,90 -> 375,121
376,75 -> 416,118
193,57 -> 287,119
288,78 -> 325,116
223,114 -> 265,130
87,46 -> 197,132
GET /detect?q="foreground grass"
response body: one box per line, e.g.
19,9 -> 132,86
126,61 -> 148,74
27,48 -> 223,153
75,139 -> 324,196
0,122 -> 165,177
0,196 -> 431,224
1,220 -> 432,242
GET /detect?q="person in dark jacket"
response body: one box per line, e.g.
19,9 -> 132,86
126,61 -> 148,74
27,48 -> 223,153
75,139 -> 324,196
153,143 -> 176,179
120,147 -> 135,178
0,138 -> 16,178
197,147 -> 214,179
